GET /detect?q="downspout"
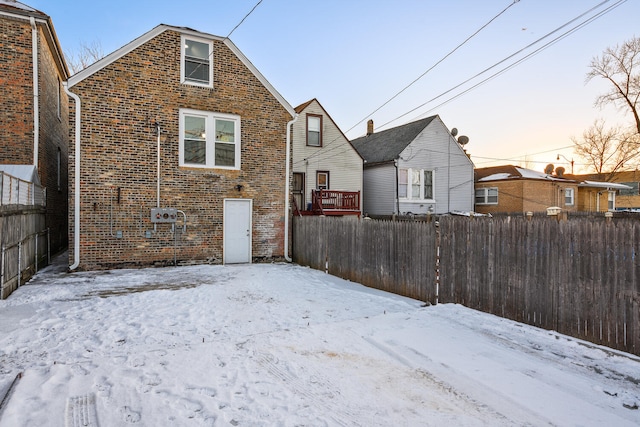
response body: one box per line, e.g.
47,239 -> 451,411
30,17 -> 39,167
394,159 -> 400,215
284,114 -> 299,262
63,83 -> 81,270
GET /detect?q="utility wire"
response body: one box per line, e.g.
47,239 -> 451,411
296,0 -> 521,167
343,0 -> 522,137
378,0 -> 625,130
226,0 -> 264,39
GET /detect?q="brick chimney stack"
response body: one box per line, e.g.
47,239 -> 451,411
367,119 -> 374,136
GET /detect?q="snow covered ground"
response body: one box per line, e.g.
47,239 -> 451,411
1,253 -> 639,426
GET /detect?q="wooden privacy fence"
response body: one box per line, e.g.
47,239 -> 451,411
0,208 -> 49,299
292,215 -> 640,356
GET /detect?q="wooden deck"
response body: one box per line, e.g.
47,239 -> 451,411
294,190 -> 361,217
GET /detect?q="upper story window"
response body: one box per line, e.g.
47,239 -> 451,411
306,114 -> 322,147
475,187 -> 498,205
181,36 -> 213,87
564,188 -> 574,206
179,109 -> 241,169
398,168 -> 435,201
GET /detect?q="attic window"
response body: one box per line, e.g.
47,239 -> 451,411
306,114 -> 322,147
181,36 -> 213,87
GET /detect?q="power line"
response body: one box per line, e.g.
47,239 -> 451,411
297,1 -> 521,167
226,0 -> 264,39
378,0 -> 625,131
343,0 -> 522,138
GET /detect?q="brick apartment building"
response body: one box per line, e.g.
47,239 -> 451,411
0,0 -> 69,253
66,24 -> 295,270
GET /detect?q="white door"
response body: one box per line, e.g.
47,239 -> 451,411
223,199 -> 252,264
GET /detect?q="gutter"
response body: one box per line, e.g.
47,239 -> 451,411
30,17 -> 39,167
284,114 -> 299,262
63,83 -> 81,270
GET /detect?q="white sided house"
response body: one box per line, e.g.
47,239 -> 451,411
351,116 -> 474,216
291,99 -> 363,216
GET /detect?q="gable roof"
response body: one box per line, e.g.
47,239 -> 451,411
351,116 -> 438,164
67,24 -> 294,117
0,1 -> 69,79
294,98 -> 363,160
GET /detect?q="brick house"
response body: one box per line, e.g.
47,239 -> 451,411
474,165 -> 629,214
0,0 -> 69,253
66,24 -> 295,270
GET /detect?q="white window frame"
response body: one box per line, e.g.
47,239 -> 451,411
179,109 -> 241,170
180,35 -> 213,88
608,191 -> 615,211
564,188 -> 574,206
475,187 -> 498,205
398,168 -> 435,202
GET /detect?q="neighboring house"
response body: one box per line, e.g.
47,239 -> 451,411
351,116 -> 474,215
571,170 -> 640,210
474,165 -> 630,214
291,98 -> 363,216
0,0 -> 69,252
66,24 -> 295,270
474,165 -> 579,214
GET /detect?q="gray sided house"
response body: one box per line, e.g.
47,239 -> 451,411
351,116 -> 474,216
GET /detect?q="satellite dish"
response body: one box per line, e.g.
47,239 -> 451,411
544,163 -> 555,174
451,128 -> 458,137
457,135 -> 469,146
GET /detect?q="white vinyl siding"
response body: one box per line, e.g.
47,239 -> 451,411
396,117 -> 474,215
291,100 -> 363,209
362,165 -> 396,215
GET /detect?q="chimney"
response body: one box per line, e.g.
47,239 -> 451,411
367,119 -> 374,136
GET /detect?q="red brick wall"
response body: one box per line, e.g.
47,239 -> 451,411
0,16 -> 34,164
475,180 -> 579,214
0,15 -> 69,254
69,29 -> 291,270
37,24 -> 69,253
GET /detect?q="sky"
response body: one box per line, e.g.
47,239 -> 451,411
1,255 -> 639,425
25,0 -> 640,173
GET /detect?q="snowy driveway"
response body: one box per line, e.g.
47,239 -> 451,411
0,255 -> 639,426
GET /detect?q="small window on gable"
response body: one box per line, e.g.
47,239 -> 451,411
307,114 -> 322,147
181,36 -> 213,87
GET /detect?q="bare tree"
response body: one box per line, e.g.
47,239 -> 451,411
65,41 -> 105,75
587,37 -> 640,134
572,120 -> 640,180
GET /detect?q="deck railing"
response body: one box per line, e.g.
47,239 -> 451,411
311,190 -> 360,215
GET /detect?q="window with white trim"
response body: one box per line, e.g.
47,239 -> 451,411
179,109 -> 241,169
306,114 -> 322,147
181,36 -> 213,87
564,188 -> 574,206
475,187 -> 498,205
608,191 -> 615,210
398,168 -> 435,200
